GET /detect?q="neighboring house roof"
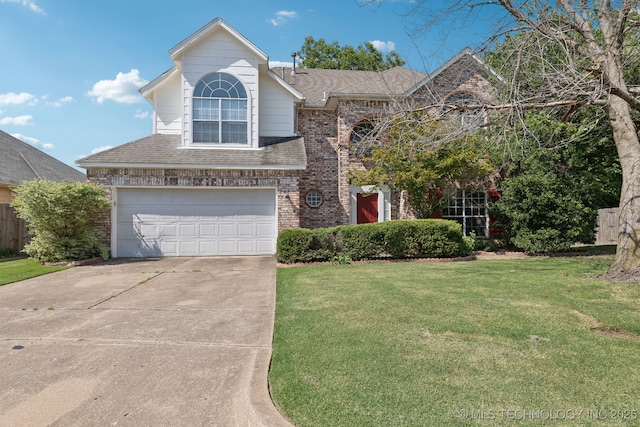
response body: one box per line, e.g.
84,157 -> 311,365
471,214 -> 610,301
77,134 -> 307,170
0,130 -> 86,185
278,66 -> 429,108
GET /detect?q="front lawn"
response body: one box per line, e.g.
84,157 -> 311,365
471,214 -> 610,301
270,256 -> 640,426
0,258 -> 69,286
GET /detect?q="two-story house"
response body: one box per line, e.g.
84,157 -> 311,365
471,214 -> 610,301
78,18 -> 496,257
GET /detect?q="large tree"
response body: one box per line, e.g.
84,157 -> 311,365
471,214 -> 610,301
299,36 -> 405,71
349,113 -> 492,219
361,0 -> 640,279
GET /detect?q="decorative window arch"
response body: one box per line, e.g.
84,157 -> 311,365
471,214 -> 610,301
193,72 -> 248,144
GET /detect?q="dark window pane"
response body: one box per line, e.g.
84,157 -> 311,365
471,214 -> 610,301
221,122 -> 247,143
193,122 -> 219,143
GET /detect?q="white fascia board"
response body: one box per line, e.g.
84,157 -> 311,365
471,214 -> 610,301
266,70 -> 304,101
169,17 -> 268,63
139,66 -> 179,100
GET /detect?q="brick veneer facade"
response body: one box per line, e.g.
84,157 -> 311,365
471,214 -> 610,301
86,167 -> 300,248
87,56 -> 495,244
297,64 -> 494,229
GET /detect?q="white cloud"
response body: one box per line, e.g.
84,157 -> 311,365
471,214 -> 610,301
134,108 -> 149,119
91,146 -> 113,154
370,40 -> 396,52
0,92 -> 37,107
0,115 -> 33,125
0,0 -> 45,14
270,10 -> 297,26
47,95 -> 74,107
12,133 -> 54,150
86,69 -> 148,104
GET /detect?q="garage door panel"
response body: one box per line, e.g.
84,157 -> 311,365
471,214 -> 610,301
199,241 -> 217,253
256,240 -> 274,253
199,224 -> 217,237
159,224 -> 177,237
179,224 -> 197,237
116,188 -> 276,257
218,223 -> 236,237
178,241 -> 197,254
237,223 -> 256,236
218,240 -> 236,255
237,240 -> 255,253
138,224 -> 158,238
256,223 -> 274,236
159,240 -> 177,253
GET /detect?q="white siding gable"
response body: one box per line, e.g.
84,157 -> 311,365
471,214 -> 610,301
179,28 -> 260,148
259,73 -> 296,136
142,19 -> 302,147
152,73 -> 182,134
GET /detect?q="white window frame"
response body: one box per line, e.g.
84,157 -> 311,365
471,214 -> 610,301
442,190 -> 489,237
192,72 -> 249,145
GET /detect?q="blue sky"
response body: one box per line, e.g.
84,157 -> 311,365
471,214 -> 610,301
0,0 -> 498,170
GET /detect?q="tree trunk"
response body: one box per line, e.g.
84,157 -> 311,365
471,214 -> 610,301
606,94 -> 640,279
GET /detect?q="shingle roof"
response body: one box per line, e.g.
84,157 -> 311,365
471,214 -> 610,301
76,134 -> 307,170
277,66 -> 430,107
0,130 -> 86,185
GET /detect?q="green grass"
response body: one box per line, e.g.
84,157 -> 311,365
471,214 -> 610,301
0,258 -> 69,286
270,256 -> 640,426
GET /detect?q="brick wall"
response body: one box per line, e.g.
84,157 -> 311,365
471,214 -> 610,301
414,56 -> 497,104
297,109 -> 348,228
296,63 -> 494,230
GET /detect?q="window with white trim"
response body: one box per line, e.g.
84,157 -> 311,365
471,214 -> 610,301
442,190 -> 488,237
193,73 -> 248,144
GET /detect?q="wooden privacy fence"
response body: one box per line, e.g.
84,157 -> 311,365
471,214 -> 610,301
0,203 -> 28,254
596,207 -> 618,246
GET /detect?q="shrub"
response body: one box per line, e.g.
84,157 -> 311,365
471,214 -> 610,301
276,228 -> 335,263
491,172 -> 597,254
11,180 -> 111,262
276,219 -> 470,263
336,223 -> 386,260
385,220 -> 468,259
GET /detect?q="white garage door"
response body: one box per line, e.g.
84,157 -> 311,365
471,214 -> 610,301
115,188 -> 276,257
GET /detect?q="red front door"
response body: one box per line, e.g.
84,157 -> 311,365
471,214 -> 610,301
357,193 -> 378,224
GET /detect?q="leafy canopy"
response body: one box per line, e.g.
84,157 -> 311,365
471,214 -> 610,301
299,36 -> 405,71
11,180 -> 111,262
349,113 -> 492,219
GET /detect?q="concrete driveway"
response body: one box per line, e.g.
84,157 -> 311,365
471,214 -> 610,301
0,257 -> 293,426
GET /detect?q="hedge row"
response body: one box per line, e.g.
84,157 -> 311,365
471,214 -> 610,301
276,219 -> 472,264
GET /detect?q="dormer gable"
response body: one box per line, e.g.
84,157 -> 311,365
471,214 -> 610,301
168,17 -> 268,69
141,18 -> 302,149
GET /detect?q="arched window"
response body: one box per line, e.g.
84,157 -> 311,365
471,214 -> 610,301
349,121 -> 376,158
443,92 -> 484,130
193,73 -> 248,144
